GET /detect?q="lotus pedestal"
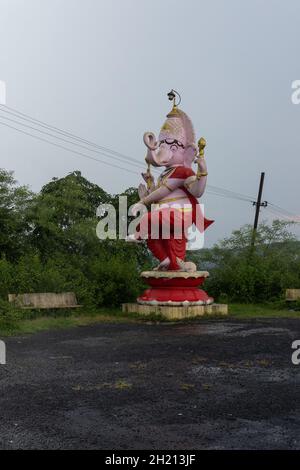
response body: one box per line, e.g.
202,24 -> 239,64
122,271 -> 228,320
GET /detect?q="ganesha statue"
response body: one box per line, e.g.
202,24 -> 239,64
128,90 -> 213,274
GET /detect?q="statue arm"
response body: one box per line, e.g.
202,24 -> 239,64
184,175 -> 207,198
131,175 -> 185,216
142,171 -> 155,191
184,158 -> 208,198
138,172 -> 156,199
141,178 -> 182,205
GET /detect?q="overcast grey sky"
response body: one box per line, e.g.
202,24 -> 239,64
0,0 -> 299,245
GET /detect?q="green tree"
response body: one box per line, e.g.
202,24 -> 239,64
29,171 -> 110,257
0,168 -> 152,308
0,169 -> 34,260
196,220 -> 300,302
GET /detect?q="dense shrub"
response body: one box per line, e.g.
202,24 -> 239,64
0,170 -> 151,311
0,299 -> 22,333
89,249 -> 144,307
192,221 -> 300,303
1,168 -> 299,313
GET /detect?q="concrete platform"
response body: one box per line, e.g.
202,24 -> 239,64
122,302 -> 228,320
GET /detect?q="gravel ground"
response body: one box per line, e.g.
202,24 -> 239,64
0,318 -> 300,449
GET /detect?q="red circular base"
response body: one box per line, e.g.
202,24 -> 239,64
137,274 -> 213,305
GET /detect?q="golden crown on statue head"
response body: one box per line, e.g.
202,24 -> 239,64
159,89 -> 196,147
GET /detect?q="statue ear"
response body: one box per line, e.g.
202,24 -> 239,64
184,144 -> 197,168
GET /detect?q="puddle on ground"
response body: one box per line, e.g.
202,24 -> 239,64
165,324 -> 243,336
165,324 -> 293,338
190,364 -> 300,383
226,327 -> 293,338
61,336 -> 113,346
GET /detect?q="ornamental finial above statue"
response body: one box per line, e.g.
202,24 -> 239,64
128,90 -> 214,272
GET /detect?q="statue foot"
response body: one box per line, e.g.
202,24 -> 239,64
153,257 -> 170,271
176,258 -> 197,272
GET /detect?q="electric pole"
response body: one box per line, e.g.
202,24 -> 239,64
251,172 -> 268,249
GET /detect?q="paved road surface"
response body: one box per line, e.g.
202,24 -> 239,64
0,318 -> 300,449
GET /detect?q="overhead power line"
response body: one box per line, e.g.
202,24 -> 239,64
0,112 -> 146,172
0,103 -> 297,221
0,119 -> 139,176
0,104 -> 144,167
265,206 -> 300,223
206,185 -> 254,202
268,202 -> 298,218
0,104 -> 256,201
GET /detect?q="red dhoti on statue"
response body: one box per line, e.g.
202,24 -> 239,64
136,190 -> 214,270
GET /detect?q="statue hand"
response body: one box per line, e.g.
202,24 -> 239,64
138,183 -> 148,199
195,157 -> 207,173
142,172 -> 154,186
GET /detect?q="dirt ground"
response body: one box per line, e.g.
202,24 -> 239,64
0,318 -> 300,449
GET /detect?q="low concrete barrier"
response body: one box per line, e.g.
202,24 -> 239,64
8,292 -> 81,309
122,302 -> 228,320
286,289 -> 300,301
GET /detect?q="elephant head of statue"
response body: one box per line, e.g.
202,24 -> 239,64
143,106 -> 197,169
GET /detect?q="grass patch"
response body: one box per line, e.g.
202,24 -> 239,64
0,305 -> 172,337
1,302 -> 300,337
228,302 -> 300,319
0,308 -> 139,337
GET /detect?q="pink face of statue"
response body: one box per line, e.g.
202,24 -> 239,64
155,139 -> 186,167
143,132 -> 187,167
